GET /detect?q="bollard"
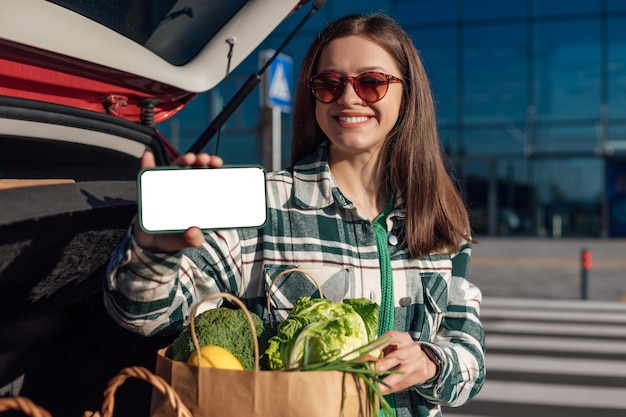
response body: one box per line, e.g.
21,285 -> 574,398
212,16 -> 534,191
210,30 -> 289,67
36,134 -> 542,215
580,248 -> 592,300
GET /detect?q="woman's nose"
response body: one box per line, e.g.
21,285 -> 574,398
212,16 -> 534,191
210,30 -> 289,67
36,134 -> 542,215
337,79 -> 363,105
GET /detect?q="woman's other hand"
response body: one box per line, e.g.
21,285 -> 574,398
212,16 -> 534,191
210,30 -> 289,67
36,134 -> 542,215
377,331 -> 440,395
132,151 -> 224,253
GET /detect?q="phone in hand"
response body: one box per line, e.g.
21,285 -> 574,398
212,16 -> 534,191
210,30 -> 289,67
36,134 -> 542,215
137,165 -> 267,233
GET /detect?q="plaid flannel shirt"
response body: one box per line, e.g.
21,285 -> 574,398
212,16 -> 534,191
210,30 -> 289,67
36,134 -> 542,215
104,142 -> 485,417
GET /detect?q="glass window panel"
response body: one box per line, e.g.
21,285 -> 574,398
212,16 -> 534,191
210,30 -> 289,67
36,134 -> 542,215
534,0 -> 601,16
330,0 -> 393,17
161,74 -> 264,154
463,0 -> 526,20
497,158 -> 533,235
159,92 -> 213,152
606,123 -> 626,156
461,158 -> 532,235
411,27 -> 458,124
462,125 -> 527,156
204,72 -> 262,131
499,158 -> 526,191
394,0 -> 457,25
461,161 -> 491,234
167,93 -> 210,133
463,23 -> 528,123
533,125 -> 600,153
496,159 -> 531,202
606,158 -> 626,237
608,0 -> 626,12
280,35 -> 315,69
534,19 -> 601,121
608,17 -> 626,120
212,131 -> 264,164
439,126 -> 459,156
533,158 -> 602,237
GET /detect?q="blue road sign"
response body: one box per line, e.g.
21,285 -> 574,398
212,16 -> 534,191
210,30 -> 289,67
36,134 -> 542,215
263,51 -> 293,112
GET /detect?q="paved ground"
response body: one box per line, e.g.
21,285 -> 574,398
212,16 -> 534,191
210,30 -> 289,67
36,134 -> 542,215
446,296 -> 626,417
468,236 -> 626,302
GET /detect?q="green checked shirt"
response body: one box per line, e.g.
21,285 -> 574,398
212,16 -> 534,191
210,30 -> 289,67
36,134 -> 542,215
104,142 -> 485,417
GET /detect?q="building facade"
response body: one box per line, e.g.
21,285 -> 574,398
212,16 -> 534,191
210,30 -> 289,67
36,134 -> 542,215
160,0 -> 626,238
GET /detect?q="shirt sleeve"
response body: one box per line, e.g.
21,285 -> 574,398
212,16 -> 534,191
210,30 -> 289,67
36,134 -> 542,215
413,241 -> 486,407
103,223 -> 241,336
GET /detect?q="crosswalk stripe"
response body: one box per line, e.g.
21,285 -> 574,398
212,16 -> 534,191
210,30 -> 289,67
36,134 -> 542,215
447,297 -> 626,416
444,415 -> 491,417
487,334 -> 626,354
475,380 -> 626,408
484,320 -> 626,337
487,353 -> 626,377
481,297 -> 626,311
480,307 -> 626,323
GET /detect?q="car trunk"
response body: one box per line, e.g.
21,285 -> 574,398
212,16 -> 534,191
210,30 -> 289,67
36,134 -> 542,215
0,0 -> 316,414
0,96 -> 176,416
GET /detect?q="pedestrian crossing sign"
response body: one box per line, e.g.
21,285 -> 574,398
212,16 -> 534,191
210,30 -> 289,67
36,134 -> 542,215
262,50 -> 293,112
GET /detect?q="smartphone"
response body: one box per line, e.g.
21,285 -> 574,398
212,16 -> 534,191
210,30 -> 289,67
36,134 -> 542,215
137,165 -> 267,233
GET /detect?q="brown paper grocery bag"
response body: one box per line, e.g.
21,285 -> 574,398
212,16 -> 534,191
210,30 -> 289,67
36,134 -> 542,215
150,292 -> 375,417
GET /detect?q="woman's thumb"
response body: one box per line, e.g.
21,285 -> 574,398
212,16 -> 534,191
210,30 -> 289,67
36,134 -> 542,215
141,151 -> 156,168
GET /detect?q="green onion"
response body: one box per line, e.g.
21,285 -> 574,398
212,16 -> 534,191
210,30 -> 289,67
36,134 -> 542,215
287,336 -> 396,417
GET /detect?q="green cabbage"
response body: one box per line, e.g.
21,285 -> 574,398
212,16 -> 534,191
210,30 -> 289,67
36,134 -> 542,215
265,297 -> 379,370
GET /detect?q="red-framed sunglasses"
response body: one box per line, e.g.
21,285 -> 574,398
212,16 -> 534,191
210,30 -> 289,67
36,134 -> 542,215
309,71 -> 403,104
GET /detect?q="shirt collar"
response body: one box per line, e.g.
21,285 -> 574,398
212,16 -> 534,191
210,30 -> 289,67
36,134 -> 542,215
292,141 -> 407,221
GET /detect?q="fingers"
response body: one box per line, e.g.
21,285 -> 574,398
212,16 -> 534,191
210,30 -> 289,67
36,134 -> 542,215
376,332 -> 436,395
183,227 -> 206,248
171,152 -> 223,168
143,150 -> 224,169
143,149 -> 226,168
141,151 -> 156,168
134,151 -> 223,253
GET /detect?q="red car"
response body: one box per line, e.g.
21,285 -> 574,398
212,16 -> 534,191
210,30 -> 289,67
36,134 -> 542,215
0,1 -> 317,415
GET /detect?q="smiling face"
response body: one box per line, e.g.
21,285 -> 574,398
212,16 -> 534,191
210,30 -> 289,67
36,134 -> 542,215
314,35 -> 404,160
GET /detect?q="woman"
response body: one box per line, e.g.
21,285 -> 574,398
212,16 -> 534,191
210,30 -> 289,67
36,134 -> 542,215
104,13 -> 485,417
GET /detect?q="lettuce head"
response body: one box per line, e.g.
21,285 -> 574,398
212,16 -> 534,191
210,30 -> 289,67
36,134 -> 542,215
265,297 -> 379,370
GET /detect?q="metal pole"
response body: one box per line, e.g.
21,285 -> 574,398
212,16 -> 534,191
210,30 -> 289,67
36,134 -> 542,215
272,106 -> 281,171
580,248 -> 592,300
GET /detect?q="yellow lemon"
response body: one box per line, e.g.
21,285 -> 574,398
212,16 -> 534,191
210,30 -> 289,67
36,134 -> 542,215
187,345 -> 244,370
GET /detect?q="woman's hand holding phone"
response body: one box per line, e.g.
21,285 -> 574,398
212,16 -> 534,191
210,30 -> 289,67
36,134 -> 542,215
133,151 -> 223,253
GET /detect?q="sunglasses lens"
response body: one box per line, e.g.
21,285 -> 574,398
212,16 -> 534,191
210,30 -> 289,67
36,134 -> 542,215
310,75 -> 343,103
354,73 -> 389,103
310,72 -> 397,103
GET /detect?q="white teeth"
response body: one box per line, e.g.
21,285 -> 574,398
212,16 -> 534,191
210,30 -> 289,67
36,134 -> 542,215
338,116 -> 369,123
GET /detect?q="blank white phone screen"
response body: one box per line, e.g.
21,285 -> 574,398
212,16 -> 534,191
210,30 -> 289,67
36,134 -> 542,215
138,166 -> 267,233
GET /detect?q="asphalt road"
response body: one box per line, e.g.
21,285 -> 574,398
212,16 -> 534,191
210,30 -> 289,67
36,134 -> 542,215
467,237 -> 626,302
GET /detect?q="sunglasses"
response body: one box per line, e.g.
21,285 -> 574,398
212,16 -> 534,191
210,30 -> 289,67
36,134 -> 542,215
309,71 -> 403,104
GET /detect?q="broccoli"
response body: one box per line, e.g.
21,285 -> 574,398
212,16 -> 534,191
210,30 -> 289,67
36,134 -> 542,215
169,307 -> 273,371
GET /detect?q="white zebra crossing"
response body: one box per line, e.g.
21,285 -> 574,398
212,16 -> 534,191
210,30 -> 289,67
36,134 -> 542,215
475,381 -> 625,408
487,354 -> 626,377
445,297 -> 626,416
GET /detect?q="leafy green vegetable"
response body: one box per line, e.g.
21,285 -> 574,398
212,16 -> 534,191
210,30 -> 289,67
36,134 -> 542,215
265,297 -> 379,370
343,298 -> 379,342
294,337 -> 395,417
169,307 -> 273,371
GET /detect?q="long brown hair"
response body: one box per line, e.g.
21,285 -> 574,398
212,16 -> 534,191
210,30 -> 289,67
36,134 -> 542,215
291,13 -> 471,257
